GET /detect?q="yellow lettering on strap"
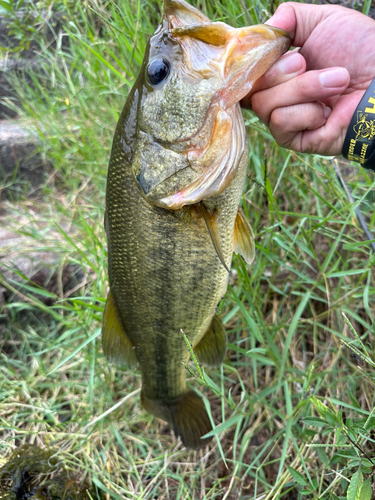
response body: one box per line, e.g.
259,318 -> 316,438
365,96 -> 375,114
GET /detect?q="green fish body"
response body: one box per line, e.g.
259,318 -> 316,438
103,0 -> 290,449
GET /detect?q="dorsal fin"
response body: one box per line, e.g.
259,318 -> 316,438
198,202 -> 230,273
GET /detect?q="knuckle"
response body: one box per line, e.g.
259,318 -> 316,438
250,93 -> 261,114
270,107 -> 288,129
274,2 -> 292,16
276,134 -> 294,149
250,93 -> 269,123
293,77 -> 310,97
274,136 -> 288,148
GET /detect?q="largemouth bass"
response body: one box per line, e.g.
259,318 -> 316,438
102,0 -> 290,449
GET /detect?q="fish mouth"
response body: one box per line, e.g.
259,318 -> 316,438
155,20 -> 290,209
136,0 -> 290,210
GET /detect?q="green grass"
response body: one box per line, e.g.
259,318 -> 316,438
0,0 -> 375,499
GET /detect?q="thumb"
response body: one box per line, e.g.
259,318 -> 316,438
266,2 -> 332,47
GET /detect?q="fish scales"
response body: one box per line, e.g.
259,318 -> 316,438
107,130 -> 245,398
103,0 -> 290,449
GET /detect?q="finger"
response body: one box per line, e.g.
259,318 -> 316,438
241,51 -> 306,109
265,2 -> 299,40
269,102 -> 331,149
269,103 -> 348,155
265,2 -> 338,46
256,50 -> 305,90
251,66 -> 350,126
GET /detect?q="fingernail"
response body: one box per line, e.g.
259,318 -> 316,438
319,68 -> 348,88
276,53 -> 302,75
323,104 -> 332,120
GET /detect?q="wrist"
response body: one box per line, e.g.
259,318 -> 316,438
342,78 -> 375,171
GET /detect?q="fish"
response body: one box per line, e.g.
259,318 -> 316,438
102,0 -> 290,449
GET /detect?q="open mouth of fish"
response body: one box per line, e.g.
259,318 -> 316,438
132,0 -> 290,210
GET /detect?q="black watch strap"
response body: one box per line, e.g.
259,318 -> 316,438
342,77 -> 375,171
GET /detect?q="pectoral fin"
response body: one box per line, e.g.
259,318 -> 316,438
194,313 -> 227,367
199,203 -> 230,273
102,290 -> 137,368
234,208 -> 255,265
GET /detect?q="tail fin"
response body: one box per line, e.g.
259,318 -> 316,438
141,390 -> 212,449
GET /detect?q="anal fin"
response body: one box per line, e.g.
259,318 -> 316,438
194,313 -> 227,367
102,289 -> 137,368
234,208 -> 255,264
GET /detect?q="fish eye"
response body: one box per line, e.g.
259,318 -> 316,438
147,58 -> 171,85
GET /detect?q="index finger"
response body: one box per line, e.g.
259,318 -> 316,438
241,50 -> 305,108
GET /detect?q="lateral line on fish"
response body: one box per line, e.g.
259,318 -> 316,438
198,202 -> 230,273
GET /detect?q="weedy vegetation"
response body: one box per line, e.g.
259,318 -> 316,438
0,0 -> 374,499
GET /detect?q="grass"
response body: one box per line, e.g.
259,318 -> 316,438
0,0 -> 375,498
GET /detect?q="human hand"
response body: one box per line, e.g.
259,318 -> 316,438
242,3 -> 375,156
